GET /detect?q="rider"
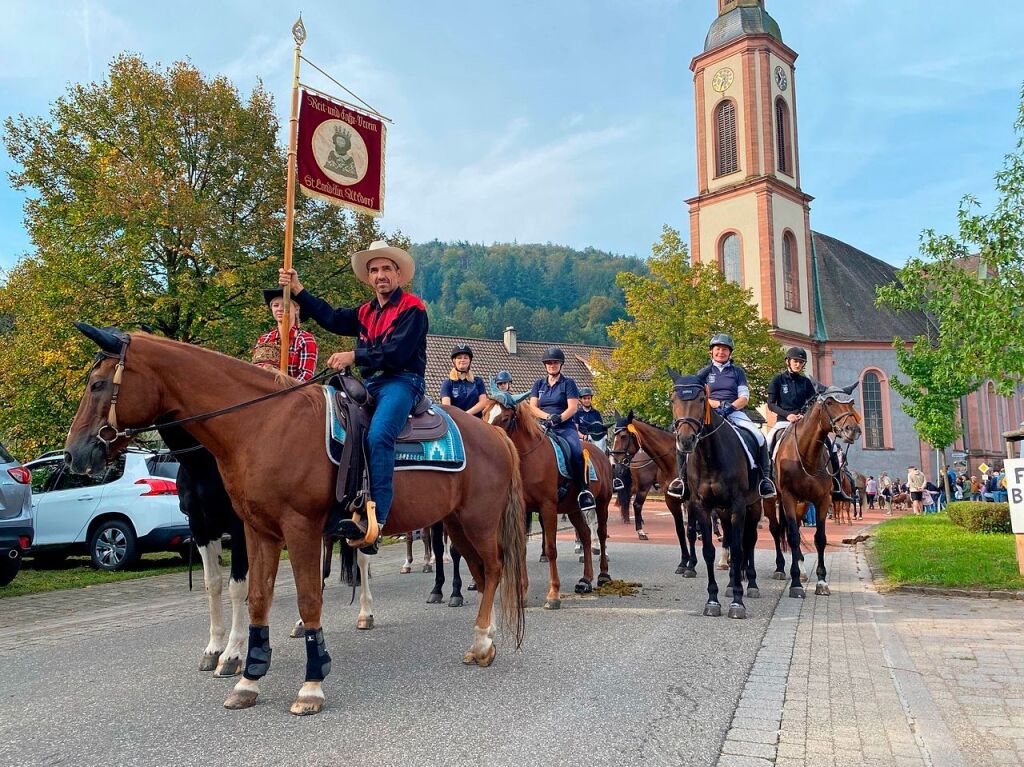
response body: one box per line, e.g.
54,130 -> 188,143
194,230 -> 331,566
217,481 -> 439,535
278,240 -> 428,550
441,345 -> 487,417
694,333 -> 776,499
575,387 -> 607,449
766,347 -> 852,502
253,288 -> 318,381
528,347 -> 597,513
494,370 -> 513,393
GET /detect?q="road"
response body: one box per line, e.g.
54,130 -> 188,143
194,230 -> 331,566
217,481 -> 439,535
0,520 -> 787,767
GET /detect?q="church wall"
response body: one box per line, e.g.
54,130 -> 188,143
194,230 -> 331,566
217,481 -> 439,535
771,193 -> 811,337
696,195 -> 762,305
701,52 -> 749,193
828,347 -> 922,481
768,51 -> 798,190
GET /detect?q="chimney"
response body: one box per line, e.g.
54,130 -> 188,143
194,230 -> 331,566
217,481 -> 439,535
503,326 -> 517,355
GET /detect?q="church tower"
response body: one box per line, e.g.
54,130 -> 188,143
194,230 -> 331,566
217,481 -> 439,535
686,0 -> 816,348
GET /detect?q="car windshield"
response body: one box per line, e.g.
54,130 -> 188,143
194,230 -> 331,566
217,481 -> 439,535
146,454 -> 180,480
0,441 -> 14,464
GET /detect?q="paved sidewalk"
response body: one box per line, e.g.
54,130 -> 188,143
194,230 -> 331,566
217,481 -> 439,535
719,541 -> 1024,767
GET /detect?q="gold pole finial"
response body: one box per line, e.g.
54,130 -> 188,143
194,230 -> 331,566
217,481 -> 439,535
292,15 -> 306,46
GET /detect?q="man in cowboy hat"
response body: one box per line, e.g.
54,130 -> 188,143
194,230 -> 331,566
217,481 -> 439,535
252,287 -> 319,380
278,240 -> 427,549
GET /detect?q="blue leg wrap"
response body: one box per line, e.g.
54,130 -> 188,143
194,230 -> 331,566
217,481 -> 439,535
243,624 -> 272,680
304,627 -> 332,682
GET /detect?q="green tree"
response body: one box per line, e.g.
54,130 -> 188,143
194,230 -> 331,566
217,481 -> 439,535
0,55 -> 395,457
593,225 -> 783,422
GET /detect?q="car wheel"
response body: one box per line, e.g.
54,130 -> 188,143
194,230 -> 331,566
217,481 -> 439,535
89,520 -> 139,571
0,554 -> 21,587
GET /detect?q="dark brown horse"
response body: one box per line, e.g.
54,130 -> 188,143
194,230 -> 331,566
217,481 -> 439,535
610,413 -> 698,576
611,448 -> 659,538
668,371 -> 763,619
64,326 -> 527,715
771,384 -> 862,597
484,392 -> 613,608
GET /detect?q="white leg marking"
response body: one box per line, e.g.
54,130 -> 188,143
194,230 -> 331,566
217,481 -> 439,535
199,541 -> 225,655
297,681 -> 325,700
219,577 -> 248,664
357,550 -> 374,622
233,676 -> 259,695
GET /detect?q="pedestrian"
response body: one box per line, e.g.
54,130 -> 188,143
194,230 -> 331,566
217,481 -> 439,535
865,475 -> 877,509
253,287 -> 318,381
970,474 -> 982,501
880,471 -> 893,515
907,465 -> 926,515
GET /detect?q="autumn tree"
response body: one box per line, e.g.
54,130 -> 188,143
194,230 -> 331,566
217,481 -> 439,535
0,55 -> 398,456
593,225 -> 783,422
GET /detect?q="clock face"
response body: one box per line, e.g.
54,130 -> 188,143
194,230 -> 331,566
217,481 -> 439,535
775,65 -> 788,91
711,67 -> 735,93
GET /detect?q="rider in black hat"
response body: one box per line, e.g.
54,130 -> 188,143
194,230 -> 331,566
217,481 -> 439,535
528,347 -> 596,512
441,344 -> 487,417
767,347 -> 853,502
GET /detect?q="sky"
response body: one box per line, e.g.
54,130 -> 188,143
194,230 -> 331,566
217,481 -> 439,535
1,0 -> 1022,271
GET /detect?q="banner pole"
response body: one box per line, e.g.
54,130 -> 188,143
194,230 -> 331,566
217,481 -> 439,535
280,16 -> 306,374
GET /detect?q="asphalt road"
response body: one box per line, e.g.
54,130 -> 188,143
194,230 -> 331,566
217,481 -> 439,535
0,536 -> 785,767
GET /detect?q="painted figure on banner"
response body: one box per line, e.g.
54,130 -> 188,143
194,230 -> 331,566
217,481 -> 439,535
324,126 -> 358,179
313,120 -> 369,185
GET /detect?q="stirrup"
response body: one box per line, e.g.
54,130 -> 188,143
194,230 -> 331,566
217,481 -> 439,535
666,478 -> 685,499
343,501 -> 381,551
612,477 -> 625,492
578,490 -> 596,512
831,481 -> 854,503
758,477 -> 777,499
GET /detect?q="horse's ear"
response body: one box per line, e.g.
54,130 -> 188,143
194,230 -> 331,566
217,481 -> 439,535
75,322 -> 124,355
666,366 -> 681,384
842,382 -> 859,396
512,391 -> 531,404
627,409 -> 635,423
487,377 -> 500,397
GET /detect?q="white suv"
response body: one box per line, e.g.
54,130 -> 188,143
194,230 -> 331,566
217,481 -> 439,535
26,451 -> 190,571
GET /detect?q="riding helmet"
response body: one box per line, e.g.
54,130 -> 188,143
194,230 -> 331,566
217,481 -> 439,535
450,344 -> 473,360
578,387 -> 594,397
541,347 -> 566,364
708,333 -> 734,351
495,370 -> 513,384
785,346 -> 808,362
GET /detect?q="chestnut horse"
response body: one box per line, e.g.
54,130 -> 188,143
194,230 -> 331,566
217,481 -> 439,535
611,448 -> 659,538
484,391 -> 613,608
64,326 -> 527,715
771,384 -> 862,598
609,413 -> 698,576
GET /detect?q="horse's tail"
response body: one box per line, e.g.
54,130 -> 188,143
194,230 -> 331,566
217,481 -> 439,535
339,538 -> 356,586
614,463 -> 632,514
497,434 -> 527,649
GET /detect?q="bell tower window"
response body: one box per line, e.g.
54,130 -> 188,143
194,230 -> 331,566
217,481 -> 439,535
782,231 -> 800,312
775,98 -> 791,175
715,100 -> 738,177
720,232 -> 742,285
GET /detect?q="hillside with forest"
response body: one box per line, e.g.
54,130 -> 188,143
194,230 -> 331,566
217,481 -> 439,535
410,241 -> 648,345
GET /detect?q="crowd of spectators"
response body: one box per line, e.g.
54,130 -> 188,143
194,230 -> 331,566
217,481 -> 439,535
860,465 -> 1010,515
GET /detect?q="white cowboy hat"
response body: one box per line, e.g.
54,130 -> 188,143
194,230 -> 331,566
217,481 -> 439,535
351,240 -> 415,286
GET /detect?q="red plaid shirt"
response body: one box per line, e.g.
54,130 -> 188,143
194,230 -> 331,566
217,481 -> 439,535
254,326 -> 318,381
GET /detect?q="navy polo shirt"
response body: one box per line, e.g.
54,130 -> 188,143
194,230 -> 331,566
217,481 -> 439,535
440,376 -> 486,416
695,360 -> 750,404
530,374 -> 580,416
575,406 -> 604,429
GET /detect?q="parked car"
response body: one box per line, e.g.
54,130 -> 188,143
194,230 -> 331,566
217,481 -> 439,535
0,441 -> 33,586
26,451 -> 190,571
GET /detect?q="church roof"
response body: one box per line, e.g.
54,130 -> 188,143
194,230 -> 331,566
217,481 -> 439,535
705,4 -> 783,51
811,231 -> 933,342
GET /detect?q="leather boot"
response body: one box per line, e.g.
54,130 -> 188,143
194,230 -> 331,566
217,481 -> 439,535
830,450 -> 854,502
757,441 -> 777,498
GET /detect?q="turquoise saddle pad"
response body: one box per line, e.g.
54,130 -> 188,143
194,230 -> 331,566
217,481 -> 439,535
323,386 -> 466,472
548,435 -> 598,482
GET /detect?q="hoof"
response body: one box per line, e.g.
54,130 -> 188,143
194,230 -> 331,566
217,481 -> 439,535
682,569 -> 697,579
815,582 -> 831,596
199,652 -> 219,672
462,644 -> 497,667
289,696 -> 324,716
790,586 -> 806,599
592,546 -> 601,555
728,603 -> 747,619
289,622 -> 304,639
356,615 -> 374,630
596,573 -> 612,587
675,564 -> 686,574
539,554 -> 549,563
426,592 -> 444,604
213,658 -> 243,678
543,599 -> 561,610
400,562 -> 412,574
772,571 -> 787,580
422,563 -> 433,573
703,602 -> 722,617
746,587 -> 760,599
467,582 -> 478,591
574,578 -> 593,594
224,690 -> 258,710
579,555 -> 585,563
638,531 -> 649,540
448,595 -> 464,608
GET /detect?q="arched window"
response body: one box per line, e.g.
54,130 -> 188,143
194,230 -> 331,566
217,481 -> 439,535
862,371 -> 885,449
715,100 -> 738,177
720,232 -> 742,285
987,382 -> 999,451
775,98 -> 790,175
782,231 -> 800,311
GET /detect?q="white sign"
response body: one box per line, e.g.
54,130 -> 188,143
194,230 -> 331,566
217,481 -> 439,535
1007,459 -> 1024,534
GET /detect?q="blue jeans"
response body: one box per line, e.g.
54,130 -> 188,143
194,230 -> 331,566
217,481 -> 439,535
365,373 -> 425,526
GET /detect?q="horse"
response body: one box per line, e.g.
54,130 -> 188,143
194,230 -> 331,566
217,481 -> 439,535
401,527 -> 433,574
667,371 -> 763,619
831,470 -> 856,525
484,390 -> 613,608
771,383 -> 862,598
612,448 -> 659,538
609,412 -> 698,575
65,325 -> 527,715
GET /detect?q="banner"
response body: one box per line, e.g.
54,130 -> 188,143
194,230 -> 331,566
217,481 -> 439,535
296,90 -> 385,216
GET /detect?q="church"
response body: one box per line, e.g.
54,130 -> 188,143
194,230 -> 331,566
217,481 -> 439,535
687,0 -> 1024,480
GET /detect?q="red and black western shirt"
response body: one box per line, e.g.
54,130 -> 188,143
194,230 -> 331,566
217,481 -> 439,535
295,287 -> 428,379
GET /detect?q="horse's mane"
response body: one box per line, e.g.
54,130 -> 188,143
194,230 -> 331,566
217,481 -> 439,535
513,400 -> 545,441
631,415 -> 672,434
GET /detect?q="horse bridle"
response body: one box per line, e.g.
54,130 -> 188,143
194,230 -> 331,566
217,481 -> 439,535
817,393 -> 862,434
671,384 -> 726,450
608,424 -> 659,468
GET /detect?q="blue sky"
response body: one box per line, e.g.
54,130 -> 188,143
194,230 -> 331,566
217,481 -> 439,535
1,0 -> 1022,271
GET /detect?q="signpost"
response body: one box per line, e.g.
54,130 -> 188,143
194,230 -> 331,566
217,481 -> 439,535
1007,458 -> 1024,575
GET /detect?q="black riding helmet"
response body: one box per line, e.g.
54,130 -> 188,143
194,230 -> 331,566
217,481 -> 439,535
785,346 -> 808,362
451,344 -> 473,360
541,347 -> 565,364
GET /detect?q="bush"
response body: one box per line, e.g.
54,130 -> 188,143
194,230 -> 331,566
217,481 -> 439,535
946,501 -> 1012,534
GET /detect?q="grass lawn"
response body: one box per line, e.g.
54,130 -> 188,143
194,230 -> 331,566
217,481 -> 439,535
874,513 -> 1024,591
1,553 -> 192,599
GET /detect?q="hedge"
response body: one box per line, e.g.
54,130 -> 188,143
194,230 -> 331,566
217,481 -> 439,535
946,501 -> 1012,534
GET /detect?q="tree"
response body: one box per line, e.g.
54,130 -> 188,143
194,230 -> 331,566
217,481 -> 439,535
0,55 -> 396,457
593,225 -> 783,422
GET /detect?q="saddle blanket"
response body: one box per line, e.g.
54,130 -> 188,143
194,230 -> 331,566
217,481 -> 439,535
322,386 -> 466,472
549,437 -> 599,483
722,420 -> 758,470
